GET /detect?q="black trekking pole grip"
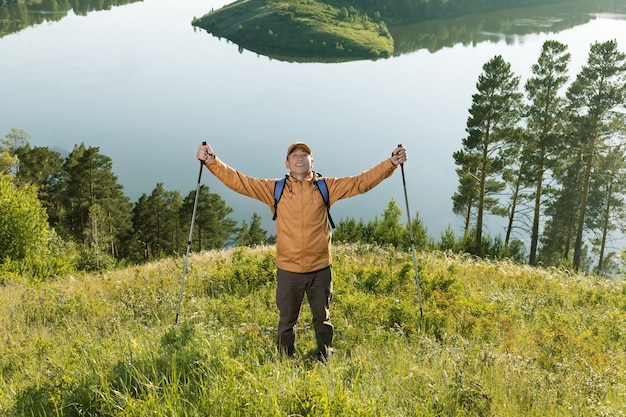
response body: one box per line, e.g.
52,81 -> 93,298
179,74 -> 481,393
198,141 -> 207,177
395,142 -> 405,167
397,142 -> 407,175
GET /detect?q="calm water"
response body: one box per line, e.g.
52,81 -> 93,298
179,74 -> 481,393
2,0 -> 626,241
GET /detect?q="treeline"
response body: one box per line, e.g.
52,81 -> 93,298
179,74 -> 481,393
388,0 -> 615,57
0,132 -> 270,275
0,0 -> 138,9
0,0 -> 141,38
453,38 -> 626,275
1,130 -> 440,279
0,128 -> 514,281
193,0 -> 580,62
319,0 -> 572,26
2,41 -> 626,280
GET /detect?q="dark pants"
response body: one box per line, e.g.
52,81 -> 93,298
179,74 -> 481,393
276,266 -> 333,357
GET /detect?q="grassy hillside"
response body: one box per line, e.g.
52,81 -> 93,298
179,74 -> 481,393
1,244 -> 625,416
192,0 -> 393,62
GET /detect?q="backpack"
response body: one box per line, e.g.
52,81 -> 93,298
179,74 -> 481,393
272,174 -> 335,229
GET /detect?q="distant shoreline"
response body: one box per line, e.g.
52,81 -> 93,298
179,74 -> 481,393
191,0 -> 576,62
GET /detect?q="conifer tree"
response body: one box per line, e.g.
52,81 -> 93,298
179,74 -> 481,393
181,184 -> 238,251
131,193 -> 153,260
524,39 -> 571,265
451,150 -> 479,234
373,199 -> 404,247
14,144 -> 64,216
236,213 -> 268,246
453,55 -> 523,256
56,143 -> 132,257
564,40 -> 626,270
130,183 -> 183,260
585,146 -> 626,275
334,217 -> 361,243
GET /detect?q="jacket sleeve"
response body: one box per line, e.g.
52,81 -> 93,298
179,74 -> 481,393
324,158 -> 397,204
205,157 -> 275,207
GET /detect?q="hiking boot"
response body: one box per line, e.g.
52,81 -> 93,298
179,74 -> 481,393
317,347 -> 334,363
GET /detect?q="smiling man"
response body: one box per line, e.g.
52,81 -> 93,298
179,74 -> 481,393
197,141 -> 407,361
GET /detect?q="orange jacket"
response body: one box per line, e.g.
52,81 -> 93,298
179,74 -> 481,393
206,157 -> 398,273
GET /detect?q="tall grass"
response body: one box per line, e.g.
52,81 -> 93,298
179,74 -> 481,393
1,244 -> 625,416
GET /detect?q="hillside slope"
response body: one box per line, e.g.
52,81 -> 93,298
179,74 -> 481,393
2,245 -> 625,415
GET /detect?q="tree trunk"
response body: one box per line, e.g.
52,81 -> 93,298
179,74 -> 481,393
529,150 -> 545,265
573,137 -> 595,269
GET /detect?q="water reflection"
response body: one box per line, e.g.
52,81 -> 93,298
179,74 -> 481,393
0,0 -> 141,38
192,0 -> 626,62
389,0 -> 607,55
3,0 -> 625,60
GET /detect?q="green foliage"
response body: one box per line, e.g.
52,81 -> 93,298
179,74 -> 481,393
191,0 -> 577,61
523,40 -> 571,265
129,183 -> 185,262
56,143 -> 133,252
453,54 -> 524,257
449,39 -> 626,271
0,173 -> 50,261
192,246 -> 277,299
193,0 -> 394,61
0,127 -> 29,175
182,184 -> 239,251
236,212 -> 269,246
76,245 -> 116,272
2,245 -> 626,415
1,245 -> 626,415
334,199 -> 431,251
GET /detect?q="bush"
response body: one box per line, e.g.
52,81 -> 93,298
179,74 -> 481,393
0,173 -> 49,261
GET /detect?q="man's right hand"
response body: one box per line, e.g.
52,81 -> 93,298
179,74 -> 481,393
197,143 -> 215,163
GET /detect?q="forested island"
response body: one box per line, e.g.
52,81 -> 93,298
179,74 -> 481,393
191,0 -> 575,61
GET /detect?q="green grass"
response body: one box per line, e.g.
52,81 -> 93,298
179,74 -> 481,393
1,244 -> 626,416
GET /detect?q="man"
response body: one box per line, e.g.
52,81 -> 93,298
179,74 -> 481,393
197,142 -> 407,360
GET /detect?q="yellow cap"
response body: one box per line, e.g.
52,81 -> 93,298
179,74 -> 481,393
286,142 -> 312,159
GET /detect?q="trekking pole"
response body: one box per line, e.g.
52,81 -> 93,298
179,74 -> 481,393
175,141 -> 207,324
397,143 -> 424,317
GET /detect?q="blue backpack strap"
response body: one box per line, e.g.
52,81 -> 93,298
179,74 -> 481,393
315,177 -> 335,229
273,175 -> 288,221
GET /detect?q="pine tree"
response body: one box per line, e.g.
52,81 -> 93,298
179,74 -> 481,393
130,183 -> 183,261
453,55 -> 523,256
524,40 -> 571,265
373,199 -> 404,247
14,144 -> 64,217
56,143 -> 132,258
585,146 -> 626,275
236,213 -> 268,246
181,184 -> 238,251
565,40 -> 626,270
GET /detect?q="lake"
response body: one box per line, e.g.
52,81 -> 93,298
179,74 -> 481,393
2,0 -> 626,243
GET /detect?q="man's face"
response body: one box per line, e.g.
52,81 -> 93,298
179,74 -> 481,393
285,147 -> 313,175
